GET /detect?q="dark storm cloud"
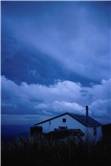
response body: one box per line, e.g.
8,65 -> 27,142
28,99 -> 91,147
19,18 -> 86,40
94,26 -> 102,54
2,1 -> 111,82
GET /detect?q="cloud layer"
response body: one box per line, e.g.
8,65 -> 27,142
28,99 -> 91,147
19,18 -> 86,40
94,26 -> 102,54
2,76 -> 111,123
1,2 -> 111,124
2,2 -> 111,82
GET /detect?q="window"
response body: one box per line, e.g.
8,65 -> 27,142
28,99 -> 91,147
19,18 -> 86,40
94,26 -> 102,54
93,127 -> 97,136
62,118 -> 66,123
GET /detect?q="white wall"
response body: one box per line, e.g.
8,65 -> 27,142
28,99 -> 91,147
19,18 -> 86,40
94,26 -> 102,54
86,126 -> 102,143
37,115 -> 86,141
38,114 -> 85,132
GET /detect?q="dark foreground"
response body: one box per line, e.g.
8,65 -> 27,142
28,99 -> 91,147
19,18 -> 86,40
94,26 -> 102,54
1,137 -> 111,166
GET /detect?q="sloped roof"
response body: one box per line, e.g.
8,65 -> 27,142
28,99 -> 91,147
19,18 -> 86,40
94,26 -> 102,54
34,112 -> 101,127
68,113 -> 101,127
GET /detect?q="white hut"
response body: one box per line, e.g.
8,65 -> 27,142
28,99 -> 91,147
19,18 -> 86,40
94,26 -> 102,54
31,107 -> 102,143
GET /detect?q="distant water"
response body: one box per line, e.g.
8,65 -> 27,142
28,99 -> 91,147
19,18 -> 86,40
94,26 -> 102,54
1,124 -> 30,142
1,114 -> 51,142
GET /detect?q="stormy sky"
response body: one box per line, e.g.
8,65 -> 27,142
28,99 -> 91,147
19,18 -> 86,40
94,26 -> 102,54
1,1 -> 111,124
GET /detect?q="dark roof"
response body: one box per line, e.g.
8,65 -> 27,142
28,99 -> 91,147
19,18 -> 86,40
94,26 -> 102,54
69,113 -> 101,127
34,112 -> 101,127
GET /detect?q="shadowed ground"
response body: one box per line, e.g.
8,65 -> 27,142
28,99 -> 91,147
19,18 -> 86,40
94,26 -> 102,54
1,137 -> 111,166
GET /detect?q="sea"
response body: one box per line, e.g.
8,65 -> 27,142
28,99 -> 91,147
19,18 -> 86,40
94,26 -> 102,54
1,114 -> 51,142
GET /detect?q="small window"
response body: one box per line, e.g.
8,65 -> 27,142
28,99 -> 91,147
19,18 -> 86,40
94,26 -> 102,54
62,118 -> 66,123
93,127 -> 97,136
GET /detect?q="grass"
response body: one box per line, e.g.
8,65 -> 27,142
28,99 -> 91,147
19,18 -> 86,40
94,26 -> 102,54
1,136 -> 111,166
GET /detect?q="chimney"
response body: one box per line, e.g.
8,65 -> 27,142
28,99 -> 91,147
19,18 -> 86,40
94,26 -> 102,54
86,105 -> 89,123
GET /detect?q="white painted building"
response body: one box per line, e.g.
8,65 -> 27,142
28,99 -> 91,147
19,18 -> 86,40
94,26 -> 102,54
32,112 -> 102,143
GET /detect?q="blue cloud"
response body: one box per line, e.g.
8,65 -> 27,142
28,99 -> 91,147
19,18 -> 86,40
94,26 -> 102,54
2,1 -> 111,83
